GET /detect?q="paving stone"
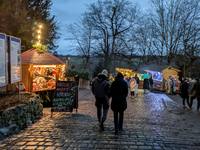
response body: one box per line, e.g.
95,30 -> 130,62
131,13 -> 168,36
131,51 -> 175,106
44,142 -> 54,146
130,146 -> 138,149
26,142 -> 39,146
10,146 -> 26,149
24,146 -> 38,149
45,147 -> 57,150
1,90 -> 200,149
138,146 -> 153,149
15,142 -> 26,146
36,147 -> 46,150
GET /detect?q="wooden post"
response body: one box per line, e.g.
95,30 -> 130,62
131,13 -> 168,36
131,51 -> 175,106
18,81 -> 20,101
29,65 -> 34,93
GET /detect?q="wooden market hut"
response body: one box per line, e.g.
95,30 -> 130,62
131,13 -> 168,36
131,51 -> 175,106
21,48 -> 65,92
141,64 -> 181,91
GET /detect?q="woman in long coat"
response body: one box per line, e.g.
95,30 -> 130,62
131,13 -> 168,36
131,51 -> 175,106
129,77 -> 136,98
110,72 -> 128,135
143,78 -> 149,94
180,78 -> 189,108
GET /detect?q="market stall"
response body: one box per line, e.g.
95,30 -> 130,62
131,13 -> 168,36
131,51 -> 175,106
115,68 -> 145,78
142,64 -> 181,91
115,68 -> 133,77
115,68 -> 145,88
21,48 -> 65,92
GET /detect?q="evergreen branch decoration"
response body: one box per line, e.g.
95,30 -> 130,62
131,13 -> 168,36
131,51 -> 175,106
32,44 -> 48,53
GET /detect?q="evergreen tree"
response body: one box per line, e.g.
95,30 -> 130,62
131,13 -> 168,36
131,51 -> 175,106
92,60 -> 104,78
0,0 -> 59,52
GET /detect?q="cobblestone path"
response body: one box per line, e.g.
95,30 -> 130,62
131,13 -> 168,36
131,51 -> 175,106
1,89 -> 200,150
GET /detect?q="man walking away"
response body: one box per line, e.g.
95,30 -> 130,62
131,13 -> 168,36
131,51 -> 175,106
135,74 -> 139,96
92,69 -> 111,131
189,78 -> 200,110
149,76 -> 154,92
180,78 -> 189,108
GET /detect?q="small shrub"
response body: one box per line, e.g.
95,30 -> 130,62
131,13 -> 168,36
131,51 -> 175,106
65,69 -> 90,80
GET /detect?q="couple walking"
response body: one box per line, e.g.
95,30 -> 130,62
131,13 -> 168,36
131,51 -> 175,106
181,78 -> 200,110
92,70 -> 128,135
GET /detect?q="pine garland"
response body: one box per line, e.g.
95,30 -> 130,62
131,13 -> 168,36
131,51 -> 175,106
32,44 -> 48,53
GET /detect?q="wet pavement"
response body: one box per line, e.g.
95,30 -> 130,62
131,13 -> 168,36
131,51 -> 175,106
1,89 -> 200,150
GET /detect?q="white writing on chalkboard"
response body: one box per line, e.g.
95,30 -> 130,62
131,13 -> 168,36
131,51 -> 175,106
56,92 -> 71,97
57,82 -> 73,87
56,86 -> 76,92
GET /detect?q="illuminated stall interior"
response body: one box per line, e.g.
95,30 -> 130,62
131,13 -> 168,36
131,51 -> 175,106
21,48 -> 65,92
115,68 -> 144,80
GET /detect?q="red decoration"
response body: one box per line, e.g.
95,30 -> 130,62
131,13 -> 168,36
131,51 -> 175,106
53,71 -> 56,74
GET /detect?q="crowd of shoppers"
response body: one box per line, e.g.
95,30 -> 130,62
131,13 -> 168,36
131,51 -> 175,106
92,69 -> 200,138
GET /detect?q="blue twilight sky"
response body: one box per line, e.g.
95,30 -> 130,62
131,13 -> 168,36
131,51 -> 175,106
51,0 -> 150,55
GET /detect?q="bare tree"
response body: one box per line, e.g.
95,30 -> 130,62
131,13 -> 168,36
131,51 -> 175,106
66,17 -> 94,69
83,0 -> 140,71
149,0 -> 186,65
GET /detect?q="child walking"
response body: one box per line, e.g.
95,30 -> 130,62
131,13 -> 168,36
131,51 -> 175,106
130,77 -> 136,98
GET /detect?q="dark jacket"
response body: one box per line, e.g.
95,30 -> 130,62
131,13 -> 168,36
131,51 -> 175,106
143,79 -> 149,89
149,77 -> 153,85
180,82 -> 189,98
92,73 -> 111,98
135,76 -> 139,84
190,82 -> 200,97
110,77 -> 128,112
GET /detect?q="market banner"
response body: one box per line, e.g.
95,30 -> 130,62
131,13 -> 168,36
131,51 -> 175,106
51,81 -> 78,113
10,36 -> 21,83
0,33 -> 6,87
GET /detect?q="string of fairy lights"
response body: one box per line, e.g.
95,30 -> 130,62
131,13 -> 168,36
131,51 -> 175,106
37,24 -> 42,45
31,22 -> 42,45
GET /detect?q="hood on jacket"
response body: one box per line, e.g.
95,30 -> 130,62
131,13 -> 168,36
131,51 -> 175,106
115,77 -> 124,84
97,73 -> 108,83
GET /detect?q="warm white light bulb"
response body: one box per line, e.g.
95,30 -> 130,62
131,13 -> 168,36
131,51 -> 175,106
38,36 -> 41,39
38,30 -> 41,33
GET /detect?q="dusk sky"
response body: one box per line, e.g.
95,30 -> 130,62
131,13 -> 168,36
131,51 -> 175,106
51,0 -> 150,55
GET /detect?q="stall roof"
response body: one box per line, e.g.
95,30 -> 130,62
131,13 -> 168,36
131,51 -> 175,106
141,64 -> 180,72
132,69 -> 146,74
21,48 -> 65,65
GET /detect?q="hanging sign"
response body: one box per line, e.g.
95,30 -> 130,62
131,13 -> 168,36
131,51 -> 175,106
51,81 -> 78,113
10,36 -> 21,83
0,33 -> 6,87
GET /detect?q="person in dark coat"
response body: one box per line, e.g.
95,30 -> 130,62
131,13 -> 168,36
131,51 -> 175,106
189,78 -> 200,110
180,78 -> 189,108
92,69 -> 111,131
149,76 -> 154,92
143,78 -> 149,94
110,72 -> 128,135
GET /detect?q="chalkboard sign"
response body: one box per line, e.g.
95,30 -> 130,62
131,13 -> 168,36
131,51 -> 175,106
51,81 -> 78,113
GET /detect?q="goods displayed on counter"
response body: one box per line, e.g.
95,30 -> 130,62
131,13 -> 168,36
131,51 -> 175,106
32,66 -> 56,91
